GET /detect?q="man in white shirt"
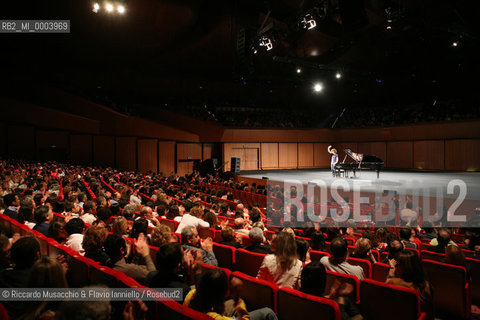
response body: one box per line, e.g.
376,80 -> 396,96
320,237 -> 365,280
80,201 -> 97,225
175,207 -> 210,233
65,218 -> 85,255
136,207 -> 159,228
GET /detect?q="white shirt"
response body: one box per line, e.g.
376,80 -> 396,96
65,233 -> 85,255
81,213 -> 96,225
320,256 -> 365,280
175,214 -> 210,233
257,254 -> 302,289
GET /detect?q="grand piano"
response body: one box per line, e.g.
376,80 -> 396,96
334,149 -> 384,178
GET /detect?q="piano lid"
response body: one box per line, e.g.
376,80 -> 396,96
344,149 -> 383,163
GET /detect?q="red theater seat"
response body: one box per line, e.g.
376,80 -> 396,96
467,258 -> 480,305
325,271 -> 360,303
310,250 -> 330,261
89,263 -> 122,288
422,259 -> 471,319
212,242 -> 235,270
360,279 -> 426,320
372,262 -> 391,282
277,287 -> 341,320
235,249 -> 266,277
159,218 -> 178,232
346,257 -> 372,278
232,271 -> 278,312
420,250 -> 445,262
198,227 -> 215,240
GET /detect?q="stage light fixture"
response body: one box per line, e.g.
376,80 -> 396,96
452,41 -> 458,47
313,83 -> 323,92
93,2 -> 100,13
335,72 -> 342,79
296,68 -> 302,74
106,3 -> 114,12
117,5 -> 125,14
259,36 -> 273,51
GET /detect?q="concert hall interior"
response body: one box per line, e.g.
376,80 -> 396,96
0,0 -> 480,319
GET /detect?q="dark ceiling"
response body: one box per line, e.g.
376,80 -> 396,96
1,0 -> 479,116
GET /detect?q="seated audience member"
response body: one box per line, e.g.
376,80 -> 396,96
166,205 -> 182,222
121,204 -> 137,222
445,245 -> 471,280
95,207 -> 113,228
0,236 -> 40,288
310,230 -> 327,251
150,224 -> 173,247
257,231 -> 303,289
301,261 -> 363,320
419,221 -> 437,240
17,257 -> 68,320
350,238 -> 376,264
65,218 -> 85,254
0,234 -> 11,270
104,233 -> 156,284
373,228 -> 388,251
17,196 -> 36,228
296,238 -> 311,264
320,238 -> 365,280
204,210 -> 221,230
112,216 -> 131,237
83,226 -> 109,265
246,227 -> 271,254
185,268 -> 278,320
386,250 -> 433,318
220,226 -> 243,249
233,217 -> 250,237
33,205 -> 54,237
381,239 -> 404,264
399,227 -> 417,249
80,200 -> 97,225
147,242 -> 202,302
175,206 -> 209,233
130,218 -> 149,240
138,207 -> 159,228
48,220 -> 69,244
3,193 -> 19,221
0,236 -> 41,319
181,227 -> 218,266
429,228 -> 457,252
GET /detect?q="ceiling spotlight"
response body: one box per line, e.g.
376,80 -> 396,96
386,25 -> 392,30
117,5 -> 126,14
300,14 -> 317,30
313,83 -> 323,92
452,41 -> 458,47
296,68 -> 302,74
105,3 -> 114,12
335,72 -> 342,79
259,36 -> 273,51
92,2 -> 100,13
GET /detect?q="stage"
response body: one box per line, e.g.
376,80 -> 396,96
239,169 -> 480,201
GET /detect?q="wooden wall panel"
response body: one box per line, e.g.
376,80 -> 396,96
278,143 -> 298,169
313,143 -> 330,167
387,141 -> 413,168
357,142 -> 387,166
70,135 -> 92,165
202,143 -> 214,160
116,137 -> 136,171
7,125 -> 34,160
158,141 -> 175,175
177,143 -> 202,176
93,136 -> 115,167
223,143 -> 261,172
261,143 -> 279,169
413,140 -> 445,170
298,143 -> 314,168
0,122 -> 6,157
36,130 -> 69,161
138,139 -> 158,173
445,139 -> 480,171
